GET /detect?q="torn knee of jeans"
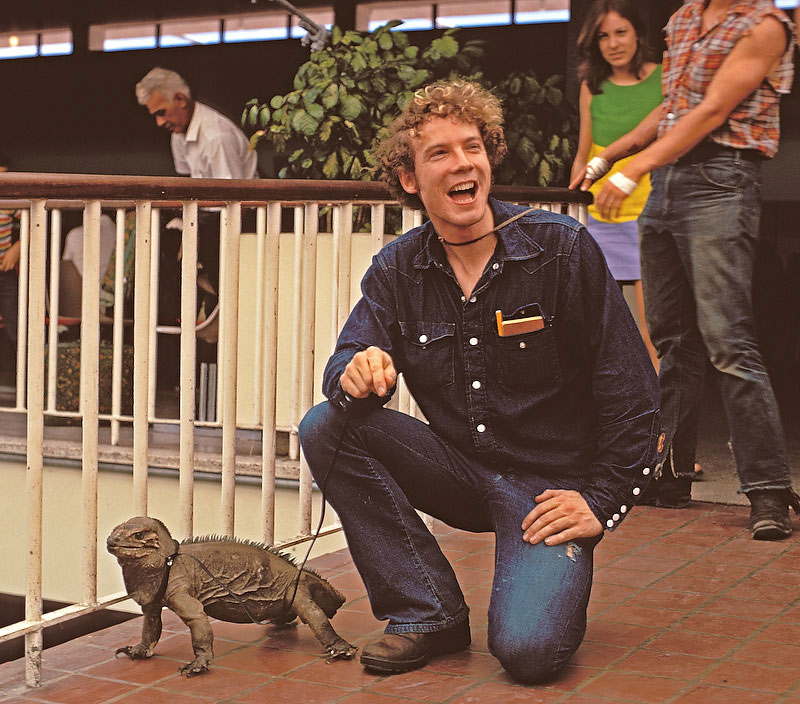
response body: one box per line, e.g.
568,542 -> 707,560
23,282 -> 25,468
565,542 -> 581,562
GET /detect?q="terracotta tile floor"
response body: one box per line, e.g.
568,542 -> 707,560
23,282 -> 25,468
2,502 -> 800,703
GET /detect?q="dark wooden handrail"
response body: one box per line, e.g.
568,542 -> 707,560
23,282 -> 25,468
0,173 -> 592,206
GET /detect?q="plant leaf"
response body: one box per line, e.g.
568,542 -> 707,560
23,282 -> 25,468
291,108 -> 320,135
322,151 -> 339,178
306,102 -> 324,120
341,95 -> 364,121
258,106 -> 271,129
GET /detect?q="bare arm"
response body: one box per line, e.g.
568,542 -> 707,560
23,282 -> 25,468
569,82 -> 595,184
594,16 -> 788,218
570,104 -> 662,189
0,240 -> 20,271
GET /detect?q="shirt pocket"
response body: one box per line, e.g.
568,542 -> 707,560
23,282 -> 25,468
496,321 -> 561,390
399,321 -> 456,389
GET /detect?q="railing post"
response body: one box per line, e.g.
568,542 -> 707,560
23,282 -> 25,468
298,202 -> 318,537
261,203 -> 281,545
24,200 -> 47,688
80,201 -> 101,607
370,203 -> 386,255
220,202 -> 241,537
178,202 -> 199,539
132,202 -> 152,516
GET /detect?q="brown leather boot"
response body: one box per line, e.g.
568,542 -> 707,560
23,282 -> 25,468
360,620 -> 470,674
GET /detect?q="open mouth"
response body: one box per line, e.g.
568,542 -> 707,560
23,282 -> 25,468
448,181 -> 477,203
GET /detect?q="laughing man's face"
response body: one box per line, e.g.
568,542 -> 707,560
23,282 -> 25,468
399,116 -> 493,243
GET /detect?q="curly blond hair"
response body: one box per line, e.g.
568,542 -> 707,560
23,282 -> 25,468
375,81 -> 507,209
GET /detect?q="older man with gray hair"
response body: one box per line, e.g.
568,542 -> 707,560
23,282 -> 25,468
135,67 -> 256,313
136,67 -> 256,181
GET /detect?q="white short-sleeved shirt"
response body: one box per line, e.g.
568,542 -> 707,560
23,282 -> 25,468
62,214 -> 118,285
171,102 -> 257,180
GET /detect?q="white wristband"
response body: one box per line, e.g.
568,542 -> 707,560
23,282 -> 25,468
608,171 -> 638,195
585,156 -> 610,180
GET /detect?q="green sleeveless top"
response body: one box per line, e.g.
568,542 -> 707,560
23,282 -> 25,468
590,65 -> 663,148
587,65 -> 663,223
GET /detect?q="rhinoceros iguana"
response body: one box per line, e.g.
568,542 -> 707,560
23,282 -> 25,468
107,516 -> 357,676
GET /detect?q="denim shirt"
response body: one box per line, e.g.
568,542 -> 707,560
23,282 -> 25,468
323,199 -> 660,530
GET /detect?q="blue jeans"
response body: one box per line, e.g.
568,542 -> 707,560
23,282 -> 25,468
639,147 -> 791,492
299,402 -> 601,683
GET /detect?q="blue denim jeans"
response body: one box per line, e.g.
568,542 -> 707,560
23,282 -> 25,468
299,402 -> 601,683
639,148 -> 791,492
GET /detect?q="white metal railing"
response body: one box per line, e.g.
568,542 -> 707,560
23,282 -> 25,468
0,172 -> 589,687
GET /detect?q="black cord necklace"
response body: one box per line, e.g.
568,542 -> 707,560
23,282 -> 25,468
437,206 -> 538,247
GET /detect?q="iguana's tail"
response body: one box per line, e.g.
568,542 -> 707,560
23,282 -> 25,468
300,570 -> 346,618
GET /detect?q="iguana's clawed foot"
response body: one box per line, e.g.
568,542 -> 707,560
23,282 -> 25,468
179,659 -> 210,677
325,639 -> 358,663
115,644 -> 152,660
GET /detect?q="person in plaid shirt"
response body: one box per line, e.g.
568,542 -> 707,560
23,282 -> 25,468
572,0 -> 799,540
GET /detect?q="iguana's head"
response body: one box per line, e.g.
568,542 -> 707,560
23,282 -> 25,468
107,516 -> 178,566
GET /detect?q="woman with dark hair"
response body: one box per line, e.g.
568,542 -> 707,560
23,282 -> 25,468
571,0 -> 661,369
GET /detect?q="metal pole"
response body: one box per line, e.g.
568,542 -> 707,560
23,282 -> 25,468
178,202 -> 198,539
80,201 -> 101,606
132,202 -> 152,516
220,203 -> 240,536
24,200 -> 47,688
261,203 -> 281,545
298,202 -> 318,536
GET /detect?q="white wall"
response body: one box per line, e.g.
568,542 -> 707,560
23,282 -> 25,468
0,458 -> 346,613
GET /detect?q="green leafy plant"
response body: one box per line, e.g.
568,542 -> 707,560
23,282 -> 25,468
242,25 -> 574,188
493,71 -> 574,187
242,22 -> 483,180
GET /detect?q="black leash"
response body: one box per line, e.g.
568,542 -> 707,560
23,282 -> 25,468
154,410 -> 351,623
156,548 -> 267,626
437,206 -> 538,247
285,411 -> 350,612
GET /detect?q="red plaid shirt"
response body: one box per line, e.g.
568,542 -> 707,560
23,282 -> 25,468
659,0 -> 794,158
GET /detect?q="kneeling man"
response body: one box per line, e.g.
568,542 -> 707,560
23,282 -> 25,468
299,81 -> 660,683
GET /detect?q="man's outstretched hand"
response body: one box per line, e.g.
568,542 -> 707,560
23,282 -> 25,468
521,489 -> 603,546
340,346 -> 397,399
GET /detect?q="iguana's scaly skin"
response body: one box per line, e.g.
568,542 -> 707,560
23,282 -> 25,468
107,516 -> 357,676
